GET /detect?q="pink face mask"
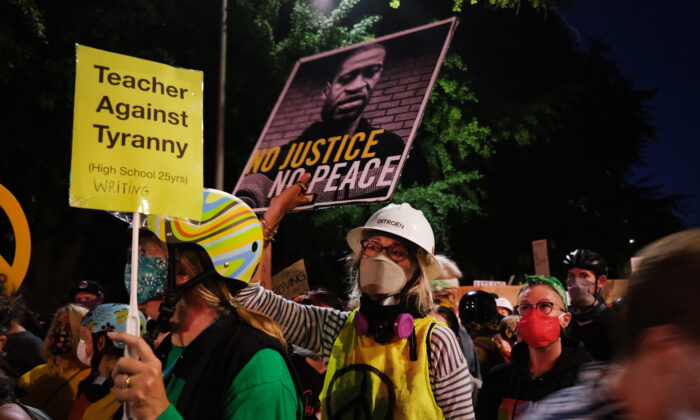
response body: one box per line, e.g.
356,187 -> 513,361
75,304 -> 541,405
517,308 -> 561,348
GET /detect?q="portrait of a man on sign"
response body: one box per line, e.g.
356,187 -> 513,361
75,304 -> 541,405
234,19 -> 456,211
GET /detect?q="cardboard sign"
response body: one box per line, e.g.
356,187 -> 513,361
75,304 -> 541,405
271,259 -> 310,299
630,256 -> 643,273
531,239 -> 550,276
473,280 -> 506,287
0,185 -> 31,295
234,18 -> 458,211
600,279 -> 628,304
70,45 -> 203,218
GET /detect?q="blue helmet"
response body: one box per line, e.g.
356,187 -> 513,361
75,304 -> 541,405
81,303 -> 146,349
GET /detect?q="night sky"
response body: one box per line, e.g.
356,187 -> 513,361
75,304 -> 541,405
562,0 -> 700,228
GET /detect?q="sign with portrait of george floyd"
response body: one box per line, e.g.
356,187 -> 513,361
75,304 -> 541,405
70,44 -> 203,219
233,18 -> 458,211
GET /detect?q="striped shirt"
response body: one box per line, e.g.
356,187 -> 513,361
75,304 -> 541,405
238,284 -> 475,419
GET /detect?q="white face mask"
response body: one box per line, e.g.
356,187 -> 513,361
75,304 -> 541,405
359,253 -> 409,298
76,339 -> 91,366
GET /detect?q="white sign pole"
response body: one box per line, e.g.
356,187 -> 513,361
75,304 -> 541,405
124,211 -> 141,419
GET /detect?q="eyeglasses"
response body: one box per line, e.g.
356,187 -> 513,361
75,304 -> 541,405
360,239 -> 410,262
514,301 -> 566,316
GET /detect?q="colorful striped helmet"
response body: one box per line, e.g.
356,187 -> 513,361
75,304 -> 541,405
143,189 -> 263,284
81,303 -> 146,349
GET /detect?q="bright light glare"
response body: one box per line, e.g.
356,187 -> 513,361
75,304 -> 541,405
312,0 -> 335,14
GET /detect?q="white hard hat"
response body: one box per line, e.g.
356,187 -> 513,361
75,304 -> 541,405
346,203 -> 440,277
495,297 -> 514,313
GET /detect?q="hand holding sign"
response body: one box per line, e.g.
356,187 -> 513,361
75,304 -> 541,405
109,331 -> 170,419
234,18 -> 458,211
70,46 -> 204,418
264,172 -> 313,228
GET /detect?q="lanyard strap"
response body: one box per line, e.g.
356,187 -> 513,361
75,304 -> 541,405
40,367 -> 87,409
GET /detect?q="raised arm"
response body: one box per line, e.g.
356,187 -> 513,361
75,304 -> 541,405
251,173 -> 312,287
237,284 -> 349,360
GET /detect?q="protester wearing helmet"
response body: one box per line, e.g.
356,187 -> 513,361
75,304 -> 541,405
495,297 -> 514,318
458,290 -> 507,377
520,229 -> 700,420
69,304 -> 146,420
109,189 -> 301,419
475,275 -> 591,420
562,249 -> 621,360
238,181 -> 475,419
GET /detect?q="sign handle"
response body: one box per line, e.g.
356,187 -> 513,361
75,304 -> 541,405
123,212 -> 141,419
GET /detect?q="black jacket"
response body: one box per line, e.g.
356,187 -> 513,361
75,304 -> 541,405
568,298 -> 621,361
475,338 -> 592,420
155,314 -> 301,419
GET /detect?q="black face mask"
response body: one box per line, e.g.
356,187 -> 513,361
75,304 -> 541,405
356,294 -> 420,361
358,294 -> 408,344
79,374 -> 114,402
78,333 -> 117,402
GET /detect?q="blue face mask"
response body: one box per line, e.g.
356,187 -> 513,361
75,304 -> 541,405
124,254 -> 169,305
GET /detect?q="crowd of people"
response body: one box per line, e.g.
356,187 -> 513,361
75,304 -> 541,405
1,179 -> 699,420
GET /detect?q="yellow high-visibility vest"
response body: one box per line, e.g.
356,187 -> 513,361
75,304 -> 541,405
320,309 -> 445,420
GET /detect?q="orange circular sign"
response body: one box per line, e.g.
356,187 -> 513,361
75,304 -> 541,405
0,185 -> 31,295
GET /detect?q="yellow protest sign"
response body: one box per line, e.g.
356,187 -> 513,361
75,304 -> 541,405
0,185 -> 31,295
70,44 -> 203,218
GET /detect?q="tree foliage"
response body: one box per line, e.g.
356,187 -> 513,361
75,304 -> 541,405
389,0 -> 562,14
0,0 -> 380,308
0,0 -> 684,310
393,54 -> 491,252
272,0 -> 380,65
446,4 -> 683,280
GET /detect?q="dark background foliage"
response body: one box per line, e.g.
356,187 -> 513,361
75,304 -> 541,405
0,0 -> 684,312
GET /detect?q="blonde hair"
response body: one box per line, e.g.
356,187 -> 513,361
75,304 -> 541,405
176,246 -> 287,348
41,304 -> 88,365
346,243 -> 434,317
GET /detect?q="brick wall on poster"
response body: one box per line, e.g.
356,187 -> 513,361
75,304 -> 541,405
262,52 -> 439,148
